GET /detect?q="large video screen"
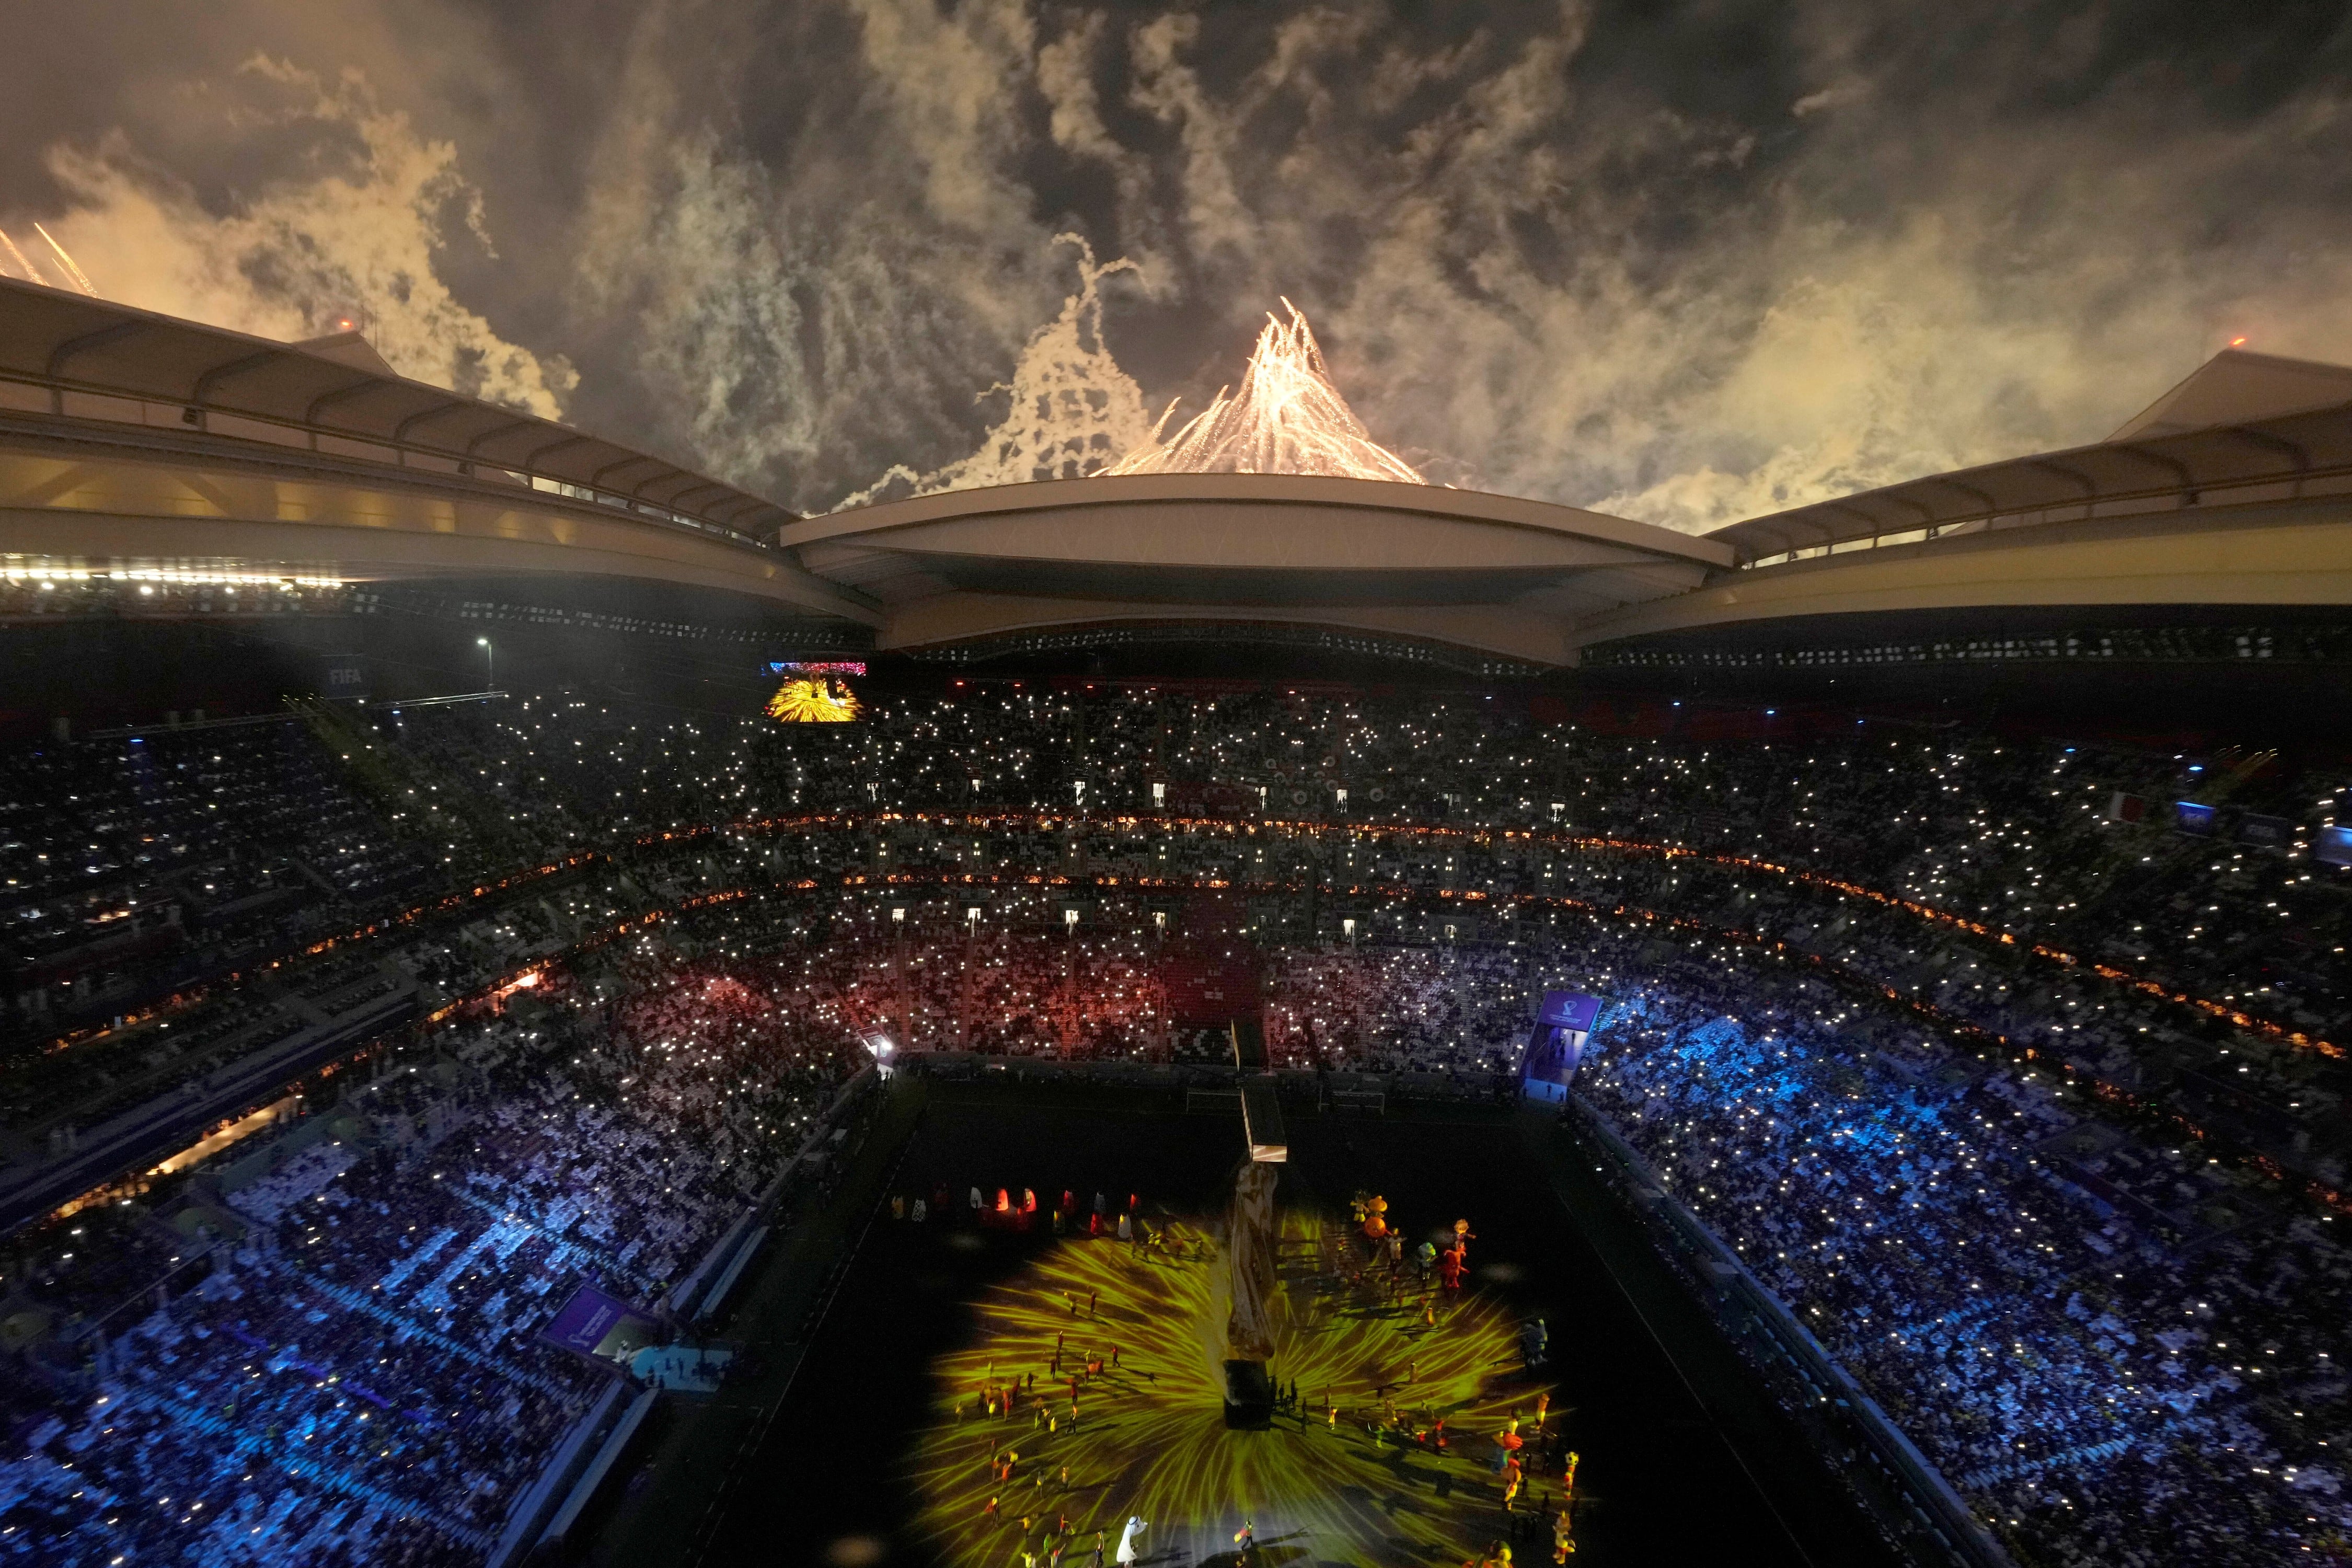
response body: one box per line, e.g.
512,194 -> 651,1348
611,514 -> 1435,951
764,660 -> 865,723
2319,825 -> 2352,868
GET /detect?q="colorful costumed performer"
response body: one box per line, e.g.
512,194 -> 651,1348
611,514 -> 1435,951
1115,1517 -> 1148,1565
1493,1417 -> 1525,1472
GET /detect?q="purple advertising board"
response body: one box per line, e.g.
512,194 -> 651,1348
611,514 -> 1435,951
540,1283 -> 649,1360
1521,989 -> 1603,1103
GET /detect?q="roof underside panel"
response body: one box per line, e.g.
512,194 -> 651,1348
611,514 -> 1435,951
1713,385 -> 2352,562
0,277 -> 793,537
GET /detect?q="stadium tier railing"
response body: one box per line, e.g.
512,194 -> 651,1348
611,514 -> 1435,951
489,1379 -> 631,1568
539,1386 -> 661,1552
1558,1093 -> 2016,1568
0,983 -> 420,1231
661,1064 -> 879,1322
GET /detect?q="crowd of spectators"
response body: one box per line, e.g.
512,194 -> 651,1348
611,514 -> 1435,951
0,955 -> 859,1566
9,683 -> 2343,1064
1571,935 -> 2352,1566
0,721 -> 434,1032
0,677 -> 2346,1564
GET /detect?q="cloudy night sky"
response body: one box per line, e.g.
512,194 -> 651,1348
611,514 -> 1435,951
4,2 -> 2349,528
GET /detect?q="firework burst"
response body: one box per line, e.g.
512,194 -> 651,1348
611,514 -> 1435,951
909,1208 -> 1561,1565
1104,303 -> 1426,485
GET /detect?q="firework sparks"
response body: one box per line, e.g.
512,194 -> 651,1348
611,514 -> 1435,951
909,1209 -> 1562,1565
0,228 -> 43,287
1104,302 -> 1426,484
31,223 -> 96,296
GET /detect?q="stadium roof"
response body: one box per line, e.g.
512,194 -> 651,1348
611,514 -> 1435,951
0,275 -> 793,538
781,473 -> 1734,667
2109,348 -> 2352,441
4,275 -> 2346,667
1709,347 -> 2352,565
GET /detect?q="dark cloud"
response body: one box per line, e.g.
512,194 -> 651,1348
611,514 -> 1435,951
5,1 -> 2352,526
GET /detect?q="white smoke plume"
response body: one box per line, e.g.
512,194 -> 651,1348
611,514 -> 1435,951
13,6 -> 2352,534
19,56 -> 573,417
833,235 -> 1155,508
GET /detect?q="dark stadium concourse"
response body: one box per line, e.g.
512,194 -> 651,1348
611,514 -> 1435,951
683,1083 -> 1896,1568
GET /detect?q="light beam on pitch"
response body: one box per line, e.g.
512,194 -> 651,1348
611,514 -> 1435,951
907,1211 -> 1564,1565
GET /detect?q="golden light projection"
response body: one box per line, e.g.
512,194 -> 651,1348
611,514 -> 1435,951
766,673 -> 862,723
1104,303 -> 1427,484
909,1209 -> 1568,1565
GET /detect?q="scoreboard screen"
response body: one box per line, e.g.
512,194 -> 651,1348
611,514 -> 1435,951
764,661 -> 865,723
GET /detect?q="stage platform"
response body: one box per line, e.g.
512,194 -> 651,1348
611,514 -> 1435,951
691,1085 -> 1900,1568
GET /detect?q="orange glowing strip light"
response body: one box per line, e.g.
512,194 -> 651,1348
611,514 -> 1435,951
50,851 -> 2346,1226
42,809 -> 2324,1069
695,807 -> 2340,1061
